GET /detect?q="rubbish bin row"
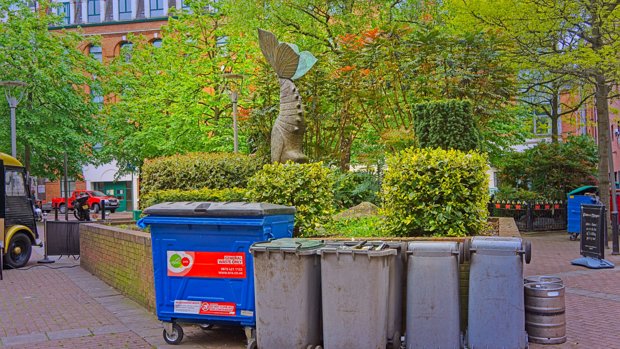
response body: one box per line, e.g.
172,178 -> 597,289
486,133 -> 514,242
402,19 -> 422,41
251,236 -> 533,349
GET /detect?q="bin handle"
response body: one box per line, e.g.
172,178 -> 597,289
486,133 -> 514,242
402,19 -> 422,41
136,218 -> 147,229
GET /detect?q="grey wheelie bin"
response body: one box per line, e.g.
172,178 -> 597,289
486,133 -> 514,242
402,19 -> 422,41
250,238 -> 324,349
466,237 -> 532,349
406,241 -> 464,349
319,242 -> 398,349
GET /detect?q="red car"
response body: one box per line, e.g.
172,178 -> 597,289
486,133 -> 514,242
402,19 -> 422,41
51,190 -> 119,214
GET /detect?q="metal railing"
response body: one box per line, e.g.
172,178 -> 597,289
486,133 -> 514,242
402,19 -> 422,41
488,201 -> 567,232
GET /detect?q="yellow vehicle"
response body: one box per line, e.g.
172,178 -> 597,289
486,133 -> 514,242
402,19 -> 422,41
1,152 -> 41,268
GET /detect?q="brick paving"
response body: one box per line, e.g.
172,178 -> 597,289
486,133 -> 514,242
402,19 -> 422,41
0,248 -> 245,349
524,231 -> 620,349
0,230 -> 618,348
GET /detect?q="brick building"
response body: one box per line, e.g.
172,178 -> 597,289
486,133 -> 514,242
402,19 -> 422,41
40,0 -> 180,211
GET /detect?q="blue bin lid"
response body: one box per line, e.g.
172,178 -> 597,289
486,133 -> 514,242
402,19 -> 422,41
142,201 -> 296,217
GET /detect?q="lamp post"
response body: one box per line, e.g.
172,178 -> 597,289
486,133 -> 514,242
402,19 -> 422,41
0,81 -> 27,158
222,73 -> 244,153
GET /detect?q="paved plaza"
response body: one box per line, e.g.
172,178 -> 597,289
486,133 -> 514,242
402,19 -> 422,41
0,231 -> 618,348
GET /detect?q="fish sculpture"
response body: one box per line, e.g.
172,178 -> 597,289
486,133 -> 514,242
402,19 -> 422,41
258,29 -> 317,164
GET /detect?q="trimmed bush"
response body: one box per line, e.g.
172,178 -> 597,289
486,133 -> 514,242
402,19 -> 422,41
413,99 -> 480,151
140,187 -> 247,209
246,162 -> 335,236
141,153 -> 265,197
380,147 -> 489,237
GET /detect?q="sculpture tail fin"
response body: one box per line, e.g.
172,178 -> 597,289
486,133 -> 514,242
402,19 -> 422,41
258,29 -> 299,79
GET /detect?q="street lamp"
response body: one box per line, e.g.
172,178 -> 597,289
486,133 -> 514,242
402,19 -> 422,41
222,73 -> 244,153
0,81 -> 27,158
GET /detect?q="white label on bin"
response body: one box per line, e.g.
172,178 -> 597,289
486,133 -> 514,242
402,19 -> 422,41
174,300 -> 202,314
547,291 -> 560,297
240,310 -> 253,317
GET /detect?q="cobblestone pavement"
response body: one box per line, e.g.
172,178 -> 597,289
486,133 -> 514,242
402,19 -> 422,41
1,231 -> 618,348
523,231 -> 620,349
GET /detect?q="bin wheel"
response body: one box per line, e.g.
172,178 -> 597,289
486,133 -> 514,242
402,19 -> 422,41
523,239 -> 532,264
163,323 -> 183,345
199,324 -> 213,330
246,339 -> 257,349
570,233 -> 578,241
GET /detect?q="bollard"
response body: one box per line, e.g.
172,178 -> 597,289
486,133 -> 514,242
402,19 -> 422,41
612,211 -> 619,255
101,200 -> 106,220
54,206 -> 58,221
37,212 -> 55,264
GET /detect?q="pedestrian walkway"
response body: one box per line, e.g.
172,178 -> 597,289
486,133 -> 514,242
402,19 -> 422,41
0,232 -> 618,348
0,248 -> 245,348
524,231 -> 620,349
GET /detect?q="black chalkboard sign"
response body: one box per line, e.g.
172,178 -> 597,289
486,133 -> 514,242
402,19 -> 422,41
580,204 -> 606,259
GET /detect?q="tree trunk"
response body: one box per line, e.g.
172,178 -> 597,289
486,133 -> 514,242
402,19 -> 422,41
595,73 -> 611,226
551,93 -> 559,143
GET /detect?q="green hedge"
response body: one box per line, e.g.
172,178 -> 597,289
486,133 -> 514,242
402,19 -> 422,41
246,162 -> 335,237
140,187 -> 247,209
413,99 -> 480,151
381,147 -> 489,237
141,153 -> 265,197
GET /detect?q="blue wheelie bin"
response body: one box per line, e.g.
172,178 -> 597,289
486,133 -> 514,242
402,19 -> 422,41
137,201 -> 295,348
567,186 -> 598,240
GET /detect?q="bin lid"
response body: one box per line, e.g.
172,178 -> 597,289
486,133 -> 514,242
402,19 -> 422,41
319,241 -> 397,257
567,185 -> 598,196
142,201 -> 296,217
250,238 -> 324,252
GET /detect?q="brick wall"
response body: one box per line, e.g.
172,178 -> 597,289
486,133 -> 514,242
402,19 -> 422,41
80,223 -> 155,312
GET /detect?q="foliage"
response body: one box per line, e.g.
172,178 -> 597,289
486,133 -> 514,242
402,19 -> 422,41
101,0 -> 258,172
324,216 -> 385,238
497,136 -> 598,199
413,99 -> 480,151
331,169 -> 380,209
492,186 -> 547,202
381,147 -> 489,237
0,0 -> 104,178
140,187 -> 247,209
246,162 -> 335,236
140,153 -> 265,197
450,0 -> 620,226
225,0 -> 524,169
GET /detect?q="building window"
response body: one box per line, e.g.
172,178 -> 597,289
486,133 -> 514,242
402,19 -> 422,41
533,114 -> 551,136
150,0 -> 164,17
57,2 -> 70,25
89,45 -> 102,62
152,39 -> 162,48
87,0 -> 100,23
120,42 -> 133,62
60,179 -> 76,198
118,0 -> 131,20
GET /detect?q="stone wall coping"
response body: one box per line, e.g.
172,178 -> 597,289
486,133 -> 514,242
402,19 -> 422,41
83,223 -> 151,243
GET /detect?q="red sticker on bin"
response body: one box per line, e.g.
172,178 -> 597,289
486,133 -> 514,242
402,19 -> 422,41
167,251 -> 246,278
200,302 -> 236,316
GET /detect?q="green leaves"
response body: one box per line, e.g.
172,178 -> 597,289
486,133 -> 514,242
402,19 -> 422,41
413,99 -> 480,151
140,187 -> 247,209
0,0 -> 105,178
246,162 -> 335,236
140,152 -> 266,198
380,147 -> 490,237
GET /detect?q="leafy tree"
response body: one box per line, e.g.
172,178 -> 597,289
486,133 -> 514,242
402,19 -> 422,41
226,0 -> 525,168
452,0 -> 620,227
101,0 -> 256,171
498,136 -> 598,199
0,0 -> 104,178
